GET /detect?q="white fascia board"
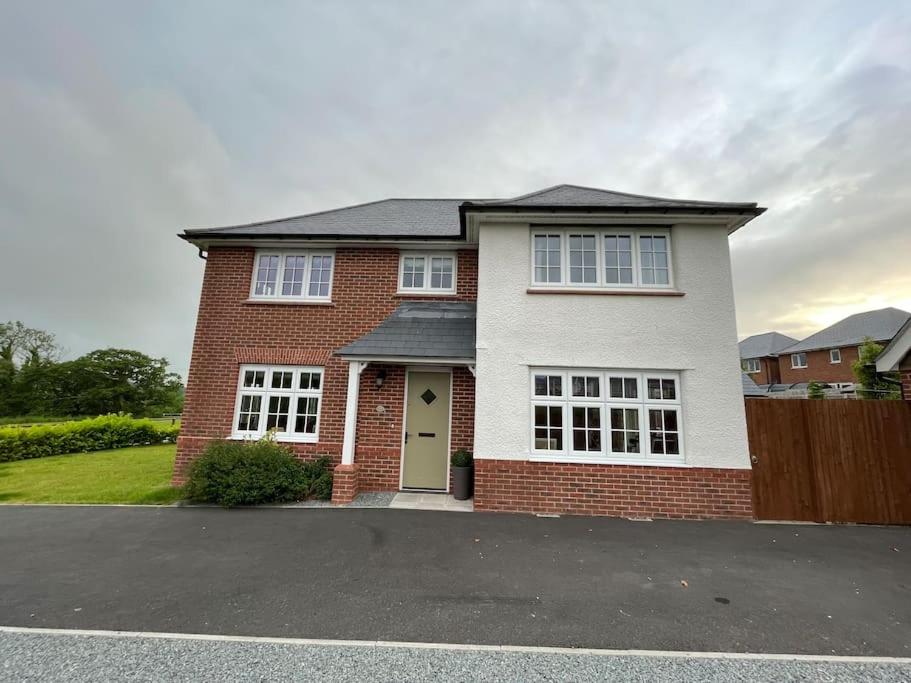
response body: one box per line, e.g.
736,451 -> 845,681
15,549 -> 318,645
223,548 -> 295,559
186,238 -> 474,251
876,321 -> 911,372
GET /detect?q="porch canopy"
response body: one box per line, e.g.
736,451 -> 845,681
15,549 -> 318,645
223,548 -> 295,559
335,302 -> 476,466
336,301 -> 476,365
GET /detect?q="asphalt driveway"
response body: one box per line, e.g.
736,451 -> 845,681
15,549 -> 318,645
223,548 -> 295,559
0,506 -> 908,656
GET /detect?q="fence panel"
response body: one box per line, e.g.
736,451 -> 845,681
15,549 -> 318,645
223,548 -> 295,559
745,399 -> 911,524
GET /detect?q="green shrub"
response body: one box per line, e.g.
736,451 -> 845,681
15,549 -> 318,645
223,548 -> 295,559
185,441 -> 334,507
451,448 -> 473,467
0,414 -> 180,462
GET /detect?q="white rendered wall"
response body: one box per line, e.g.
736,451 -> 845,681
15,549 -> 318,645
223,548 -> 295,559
474,221 -> 750,470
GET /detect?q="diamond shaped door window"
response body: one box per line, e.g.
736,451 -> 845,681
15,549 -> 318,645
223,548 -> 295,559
421,389 -> 437,405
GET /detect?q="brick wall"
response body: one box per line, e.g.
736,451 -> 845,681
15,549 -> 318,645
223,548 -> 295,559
901,368 -> 911,401
473,460 -> 753,519
743,356 -> 779,385
777,346 -> 862,385
174,245 -> 477,484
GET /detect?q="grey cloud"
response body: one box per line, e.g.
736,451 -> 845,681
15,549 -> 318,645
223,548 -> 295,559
1,0 -> 909,378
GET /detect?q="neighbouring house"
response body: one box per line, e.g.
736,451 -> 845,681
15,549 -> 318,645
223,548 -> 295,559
741,373 -> 765,398
777,307 -> 911,386
738,331 -> 797,385
875,316 -> 911,400
175,184 -> 765,519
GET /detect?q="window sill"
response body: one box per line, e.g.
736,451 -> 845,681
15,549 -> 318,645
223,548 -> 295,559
529,454 -> 689,467
229,434 -> 319,444
526,288 -> 684,297
244,299 -> 335,307
394,291 -> 458,297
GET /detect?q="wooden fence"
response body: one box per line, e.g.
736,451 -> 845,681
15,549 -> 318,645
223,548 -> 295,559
745,399 -> 911,524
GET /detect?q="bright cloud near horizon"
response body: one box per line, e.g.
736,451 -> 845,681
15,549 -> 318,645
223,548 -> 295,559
2,1 -> 910,379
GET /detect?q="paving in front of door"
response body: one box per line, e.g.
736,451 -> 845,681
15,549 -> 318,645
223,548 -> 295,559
389,492 -> 474,512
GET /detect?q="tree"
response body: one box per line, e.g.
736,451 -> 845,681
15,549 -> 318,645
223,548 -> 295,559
852,337 -> 900,400
807,381 -> 825,399
0,321 -> 59,367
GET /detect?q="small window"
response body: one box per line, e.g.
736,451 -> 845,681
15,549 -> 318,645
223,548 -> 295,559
399,252 -> 456,293
609,407 -> 641,454
571,406 -> 602,453
791,353 -> 808,369
571,375 -> 600,398
568,234 -> 598,284
646,377 -> 677,401
742,359 -> 761,374
608,375 -> 639,400
648,408 -> 680,456
533,234 -> 562,284
534,374 -> 563,397
639,235 -> 670,286
604,234 -> 634,285
534,405 -> 563,451
250,250 -> 333,301
829,349 -> 841,364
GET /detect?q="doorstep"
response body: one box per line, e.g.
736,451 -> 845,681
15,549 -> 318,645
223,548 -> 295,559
389,492 -> 474,513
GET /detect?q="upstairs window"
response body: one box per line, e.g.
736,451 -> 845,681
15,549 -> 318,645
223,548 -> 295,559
742,359 -> 761,374
530,228 -> 674,290
398,252 -> 457,294
250,250 -> 334,301
829,349 -> 841,364
791,353 -> 808,369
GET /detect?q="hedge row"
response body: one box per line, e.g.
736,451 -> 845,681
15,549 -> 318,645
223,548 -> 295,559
0,414 -> 180,462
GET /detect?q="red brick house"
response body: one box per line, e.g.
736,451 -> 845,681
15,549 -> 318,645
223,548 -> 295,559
175,184 -> 765,518
776,308 -> 910,386
738,331 -> 796,385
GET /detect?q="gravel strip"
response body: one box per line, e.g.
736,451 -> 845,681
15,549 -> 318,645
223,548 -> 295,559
1,631 -> 908,682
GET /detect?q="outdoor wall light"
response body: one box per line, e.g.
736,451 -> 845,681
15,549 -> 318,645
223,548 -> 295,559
375,369 -> 387,389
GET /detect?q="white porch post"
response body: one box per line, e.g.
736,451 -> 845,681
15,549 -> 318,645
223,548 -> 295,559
341,361 -> 368,465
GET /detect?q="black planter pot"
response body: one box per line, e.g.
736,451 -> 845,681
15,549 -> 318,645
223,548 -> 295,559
452,465 -> 474,501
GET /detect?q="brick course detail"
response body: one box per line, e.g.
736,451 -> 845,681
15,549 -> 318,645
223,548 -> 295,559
473,460 -> 753,519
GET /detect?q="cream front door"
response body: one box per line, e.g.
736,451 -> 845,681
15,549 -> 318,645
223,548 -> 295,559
401,371 -> 451,490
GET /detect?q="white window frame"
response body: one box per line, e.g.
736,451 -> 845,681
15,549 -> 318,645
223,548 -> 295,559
397,251 -> 457,294
742,358 -> 761,374
791,353 -> 808,369
829,348 -> 841,364
249,249 -> 335,302
231,364 -> 324,443
529,368 -> 685,466
529,228 -> 674,290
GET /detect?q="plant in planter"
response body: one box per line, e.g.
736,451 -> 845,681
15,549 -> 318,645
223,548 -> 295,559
450,448 -> 474,501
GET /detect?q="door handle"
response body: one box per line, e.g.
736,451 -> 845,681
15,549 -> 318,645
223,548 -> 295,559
405,432 -> 410,444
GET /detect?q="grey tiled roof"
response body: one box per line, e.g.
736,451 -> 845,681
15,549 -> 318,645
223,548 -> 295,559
741,373 -> 765,397
184,199 -> 475,239
182,184 -> 763,240
781,307 -> 911,354
464,184 -> 762,210
336,302 -> 476,360
739,331 -> 798,359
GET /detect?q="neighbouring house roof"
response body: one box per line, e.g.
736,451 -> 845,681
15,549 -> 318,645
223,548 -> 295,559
741,373 -> 765,397
335,302 -> 476,361
181,184 -> 765,241
781,307 -> 911,354
876,315 -> 911,372
738,331 -> 798,359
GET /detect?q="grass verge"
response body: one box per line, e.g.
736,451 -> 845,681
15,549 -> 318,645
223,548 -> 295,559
0,444 -> 181,504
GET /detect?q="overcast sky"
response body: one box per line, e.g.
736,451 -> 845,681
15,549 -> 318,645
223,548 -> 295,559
2,1 -> 910,379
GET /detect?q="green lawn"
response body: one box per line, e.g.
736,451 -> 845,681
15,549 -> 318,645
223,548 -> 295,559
0,444 -> 182,504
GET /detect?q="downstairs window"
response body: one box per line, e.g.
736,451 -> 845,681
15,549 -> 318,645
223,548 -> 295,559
233,365 -> 323,442
531,368 -> 683,464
